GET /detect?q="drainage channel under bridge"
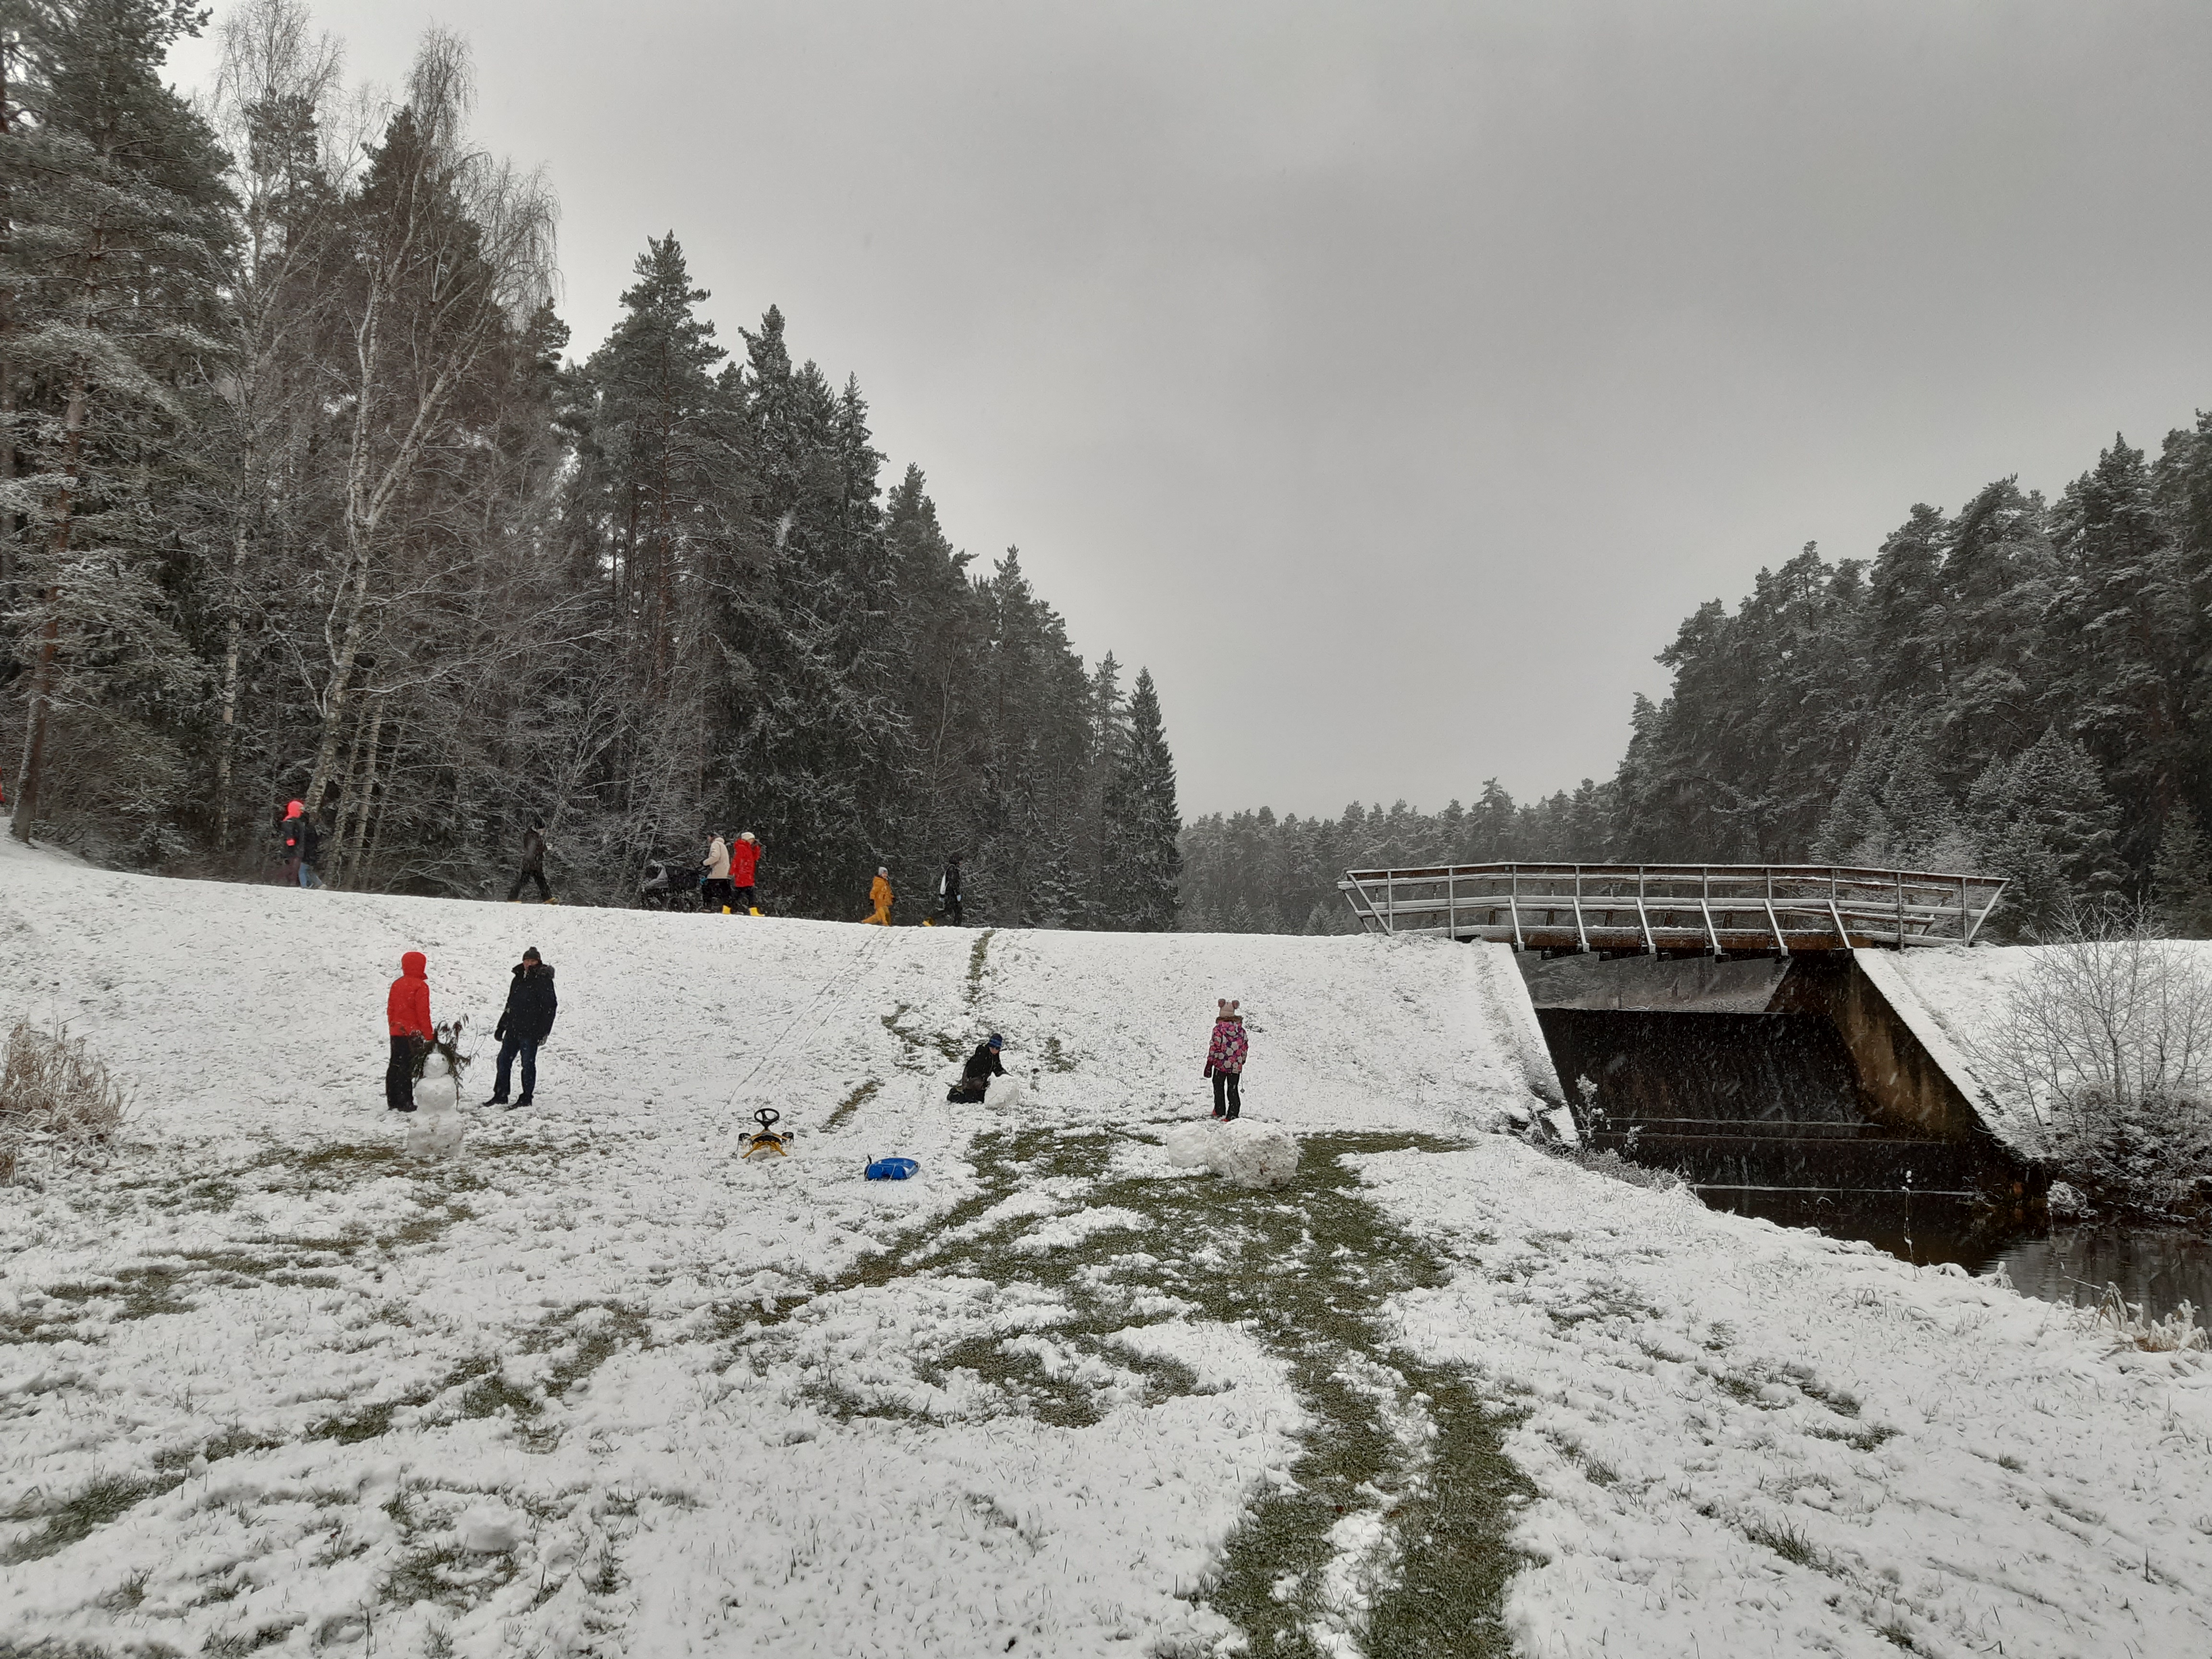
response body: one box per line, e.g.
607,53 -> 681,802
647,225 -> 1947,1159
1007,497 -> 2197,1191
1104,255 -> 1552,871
1538,1007 -> 1986,1198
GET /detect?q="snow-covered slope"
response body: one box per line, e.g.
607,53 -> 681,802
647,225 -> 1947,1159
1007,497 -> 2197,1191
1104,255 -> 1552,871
8,842 -> 2212,1659
0,834 -> 1552,1148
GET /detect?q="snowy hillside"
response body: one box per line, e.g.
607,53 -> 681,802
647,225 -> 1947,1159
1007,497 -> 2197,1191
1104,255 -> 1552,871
7,842 -> 2212,1657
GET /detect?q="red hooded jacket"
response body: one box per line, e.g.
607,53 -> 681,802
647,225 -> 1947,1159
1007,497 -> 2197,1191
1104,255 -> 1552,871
730,837 -> 762,886
387,951 -> 432,1038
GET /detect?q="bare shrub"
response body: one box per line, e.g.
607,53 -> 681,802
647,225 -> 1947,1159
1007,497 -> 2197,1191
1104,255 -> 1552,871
1553,1144 -> 1689,1193
1970,904 -> 2212,1212
0,1019 -> 130,1182
2094,1286 -> 2210,1353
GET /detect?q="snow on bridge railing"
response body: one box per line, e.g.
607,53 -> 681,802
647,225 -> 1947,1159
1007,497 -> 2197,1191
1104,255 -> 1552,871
1335,863 -> 2007,953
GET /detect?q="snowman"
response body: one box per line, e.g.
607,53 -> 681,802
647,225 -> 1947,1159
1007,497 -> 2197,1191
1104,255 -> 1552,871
407,1027 -> 468,1160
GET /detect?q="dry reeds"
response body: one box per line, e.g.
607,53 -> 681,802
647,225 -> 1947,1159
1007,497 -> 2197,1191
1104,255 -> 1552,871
0,1018 -> 128,1182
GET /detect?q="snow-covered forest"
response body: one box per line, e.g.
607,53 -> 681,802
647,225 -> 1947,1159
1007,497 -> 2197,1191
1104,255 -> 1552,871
0,1 -> 1182,926
1187,432 -> 2212,941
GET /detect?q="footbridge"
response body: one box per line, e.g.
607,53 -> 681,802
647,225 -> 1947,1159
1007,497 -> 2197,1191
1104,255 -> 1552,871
1336,863 -> 2006,955
1338,863 -> 2035,1216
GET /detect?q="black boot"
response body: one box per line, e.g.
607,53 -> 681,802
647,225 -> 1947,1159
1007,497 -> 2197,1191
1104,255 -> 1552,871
481,1095 -> 507,1107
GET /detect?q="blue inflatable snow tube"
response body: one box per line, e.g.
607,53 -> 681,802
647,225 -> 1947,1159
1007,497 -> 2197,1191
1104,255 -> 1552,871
865,1157 -> 919,1181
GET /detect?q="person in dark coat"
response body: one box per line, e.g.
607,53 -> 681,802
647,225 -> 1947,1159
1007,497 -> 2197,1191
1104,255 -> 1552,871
947,1033 -> 1005,1104
484,947 -> 557,1108
938,854 -> 964,926
385,951 -> 433,1111
507,821 -> 551,903
276,799 -> 310,886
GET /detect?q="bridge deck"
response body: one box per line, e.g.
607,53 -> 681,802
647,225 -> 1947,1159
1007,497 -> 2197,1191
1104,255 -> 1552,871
1337,862 -> 2005,953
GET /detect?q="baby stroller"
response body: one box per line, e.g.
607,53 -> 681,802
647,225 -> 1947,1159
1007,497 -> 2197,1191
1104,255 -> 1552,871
639,857 -> 705,912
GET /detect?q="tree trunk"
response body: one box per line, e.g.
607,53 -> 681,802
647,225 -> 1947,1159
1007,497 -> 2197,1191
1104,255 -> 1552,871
327,690 -> 369,866
213,504 -> 254,848
340,699 -> 385,882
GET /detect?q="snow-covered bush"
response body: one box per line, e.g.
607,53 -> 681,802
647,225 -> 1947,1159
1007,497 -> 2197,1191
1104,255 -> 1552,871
1969,913 -> 2212,1214
0,1018 -> 127,1182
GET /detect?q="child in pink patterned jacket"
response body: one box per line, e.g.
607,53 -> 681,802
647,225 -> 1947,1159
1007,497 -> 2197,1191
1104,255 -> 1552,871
1204,999 -> 1248,1119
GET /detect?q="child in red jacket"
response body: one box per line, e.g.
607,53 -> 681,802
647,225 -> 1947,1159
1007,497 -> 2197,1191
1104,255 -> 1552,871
385,950 -> 433,1112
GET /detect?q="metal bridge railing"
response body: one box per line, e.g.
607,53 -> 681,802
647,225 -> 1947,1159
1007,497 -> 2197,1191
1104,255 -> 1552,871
1335,862 -> 2006,952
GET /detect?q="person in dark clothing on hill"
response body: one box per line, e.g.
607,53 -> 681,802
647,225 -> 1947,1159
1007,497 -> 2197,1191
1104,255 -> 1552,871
386,951 -> 433,1111
938,854 -> 963,926
484,947 -> 558,1108
276,799 -> 314,886
508,821 -> 551,903
947,1033 -> 1005,1103
296,806 -> 325,888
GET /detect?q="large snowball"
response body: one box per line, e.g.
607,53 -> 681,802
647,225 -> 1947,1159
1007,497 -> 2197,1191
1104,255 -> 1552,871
1161,1118 -> 1299,1188
1162,1123 -> 1213,1168
1208,1120 -> 1300,1189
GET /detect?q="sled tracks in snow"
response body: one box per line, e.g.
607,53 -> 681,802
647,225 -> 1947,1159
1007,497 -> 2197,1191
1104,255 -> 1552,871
740,1124 -> 1532,1658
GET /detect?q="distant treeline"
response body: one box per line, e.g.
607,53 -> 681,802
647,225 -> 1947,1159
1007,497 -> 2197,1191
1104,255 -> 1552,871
1186,424 -> 2212,942
0,1 -> 1181,926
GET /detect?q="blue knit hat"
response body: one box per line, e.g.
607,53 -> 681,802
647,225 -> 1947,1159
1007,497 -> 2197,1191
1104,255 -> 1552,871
987,1034 -> 1003,1048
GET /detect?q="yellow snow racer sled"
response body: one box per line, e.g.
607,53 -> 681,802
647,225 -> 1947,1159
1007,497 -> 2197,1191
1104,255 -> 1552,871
743,1107 -> 790,1159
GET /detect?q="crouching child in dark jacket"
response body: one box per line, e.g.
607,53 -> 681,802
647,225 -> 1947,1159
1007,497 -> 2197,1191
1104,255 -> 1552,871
947,1034 -> 1005,1104
485,948 -> 558,1108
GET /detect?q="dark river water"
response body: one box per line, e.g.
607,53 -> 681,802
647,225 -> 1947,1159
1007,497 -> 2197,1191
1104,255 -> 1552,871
1706,1190 -> 2212,1322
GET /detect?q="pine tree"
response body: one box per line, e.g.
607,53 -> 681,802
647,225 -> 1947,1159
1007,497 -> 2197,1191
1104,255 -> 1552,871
1809,741 -> 1892,865
2153,804 -> 2212,938
1969,729 -> 2125,938
1103,667 -> 1180,929
2047,434 -> 2191,870
4,0 -> 232,850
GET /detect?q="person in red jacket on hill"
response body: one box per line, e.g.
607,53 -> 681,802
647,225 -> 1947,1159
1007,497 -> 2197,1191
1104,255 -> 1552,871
386,950 -> 433,1112
729,830 -> 763,914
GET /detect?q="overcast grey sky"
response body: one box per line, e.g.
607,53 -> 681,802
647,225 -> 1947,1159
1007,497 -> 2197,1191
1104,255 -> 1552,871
172,1 -> 2212,818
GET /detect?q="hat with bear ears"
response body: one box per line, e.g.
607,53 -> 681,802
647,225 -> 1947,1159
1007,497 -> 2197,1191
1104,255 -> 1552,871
1216,998 -> 1242,1020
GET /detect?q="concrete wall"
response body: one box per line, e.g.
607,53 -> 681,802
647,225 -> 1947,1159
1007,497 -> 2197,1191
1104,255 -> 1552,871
1766,956 -> 1993,1145
1518,948 -> 2028,1188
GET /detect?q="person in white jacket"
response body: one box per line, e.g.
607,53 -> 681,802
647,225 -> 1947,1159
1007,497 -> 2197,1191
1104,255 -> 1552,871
704,833 -> 733,913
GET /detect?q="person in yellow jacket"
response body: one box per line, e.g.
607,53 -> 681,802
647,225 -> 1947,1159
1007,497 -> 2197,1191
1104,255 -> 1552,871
867,866 -> 894,925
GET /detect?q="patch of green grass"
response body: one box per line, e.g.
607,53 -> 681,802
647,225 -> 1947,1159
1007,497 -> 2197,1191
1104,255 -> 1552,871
965,930 -> 996,1002
378,1486 -> 524,1615
42,1266 -> 194,1321
1804,1421 -> 1899,1453
460,1371 -> 542,1421
291,1144 -> 409,1177
1363,1382 -> 1534,1659
0,1303 -> 87,1344
1,1473 -> 185,1564
99,1566 -> 151,1613
204,1625 -> 295,1656
824,1078 -> 883,1132
1745,1516 -> 1822,1568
